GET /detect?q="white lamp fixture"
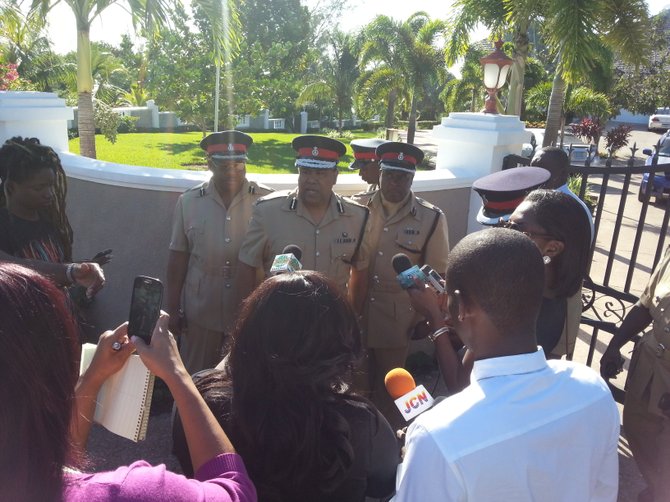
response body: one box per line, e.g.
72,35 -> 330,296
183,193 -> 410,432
479,40 -> 514,114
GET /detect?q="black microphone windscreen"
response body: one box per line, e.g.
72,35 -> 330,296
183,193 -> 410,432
282,245 -> 303,261
392,253 -> 412,274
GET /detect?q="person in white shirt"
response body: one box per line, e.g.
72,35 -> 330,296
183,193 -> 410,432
394,228 -> 620,502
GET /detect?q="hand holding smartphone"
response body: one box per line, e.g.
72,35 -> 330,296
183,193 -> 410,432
128,276 -> 164,344
91,248 -> 113,266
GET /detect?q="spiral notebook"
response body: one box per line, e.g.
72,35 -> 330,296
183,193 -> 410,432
79,343 -> 155,442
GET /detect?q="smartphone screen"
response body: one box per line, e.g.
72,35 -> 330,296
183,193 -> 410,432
127,276 -> 163,343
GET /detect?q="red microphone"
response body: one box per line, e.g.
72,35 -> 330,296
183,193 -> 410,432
385,368 -> 435,422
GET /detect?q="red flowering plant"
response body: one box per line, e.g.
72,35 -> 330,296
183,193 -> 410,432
604,125 -> 632,155
570,118 -> 604,146
0,63 -> 35,91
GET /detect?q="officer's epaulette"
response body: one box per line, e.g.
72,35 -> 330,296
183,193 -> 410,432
339,194 -> 369,214
348,192 -> 375,207
255,189 -> 292,205
415,197 -> 444,214
184,182 -> 207,197
248,181 -> 274,196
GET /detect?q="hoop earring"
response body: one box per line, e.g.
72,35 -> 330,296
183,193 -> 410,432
543,255 -> 551,265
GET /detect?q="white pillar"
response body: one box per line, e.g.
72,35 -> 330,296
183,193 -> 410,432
146,99 -> 159,129
432,112 -> 530,234
262,109 -> 270,130
0,91 -> 74,151
300,111 -> 308,134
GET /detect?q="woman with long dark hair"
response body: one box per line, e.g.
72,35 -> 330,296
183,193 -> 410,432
505,189 -> 591,355
173,271 -> 399,501
0,262 -> 256,502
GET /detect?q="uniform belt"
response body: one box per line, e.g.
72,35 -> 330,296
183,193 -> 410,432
647,329 -> 670,361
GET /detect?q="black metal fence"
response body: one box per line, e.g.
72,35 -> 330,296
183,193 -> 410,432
567,143 -> 670,401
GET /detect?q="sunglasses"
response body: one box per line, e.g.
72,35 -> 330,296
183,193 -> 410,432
503,221 -> 557,241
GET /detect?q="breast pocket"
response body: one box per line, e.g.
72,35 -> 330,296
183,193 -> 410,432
331,241 -> 356,263
395,229 -> 422,255
183,223 -> 205,258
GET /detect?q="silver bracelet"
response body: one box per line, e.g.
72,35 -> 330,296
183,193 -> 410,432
65,263 -> 77,284
428,326 -> 451,342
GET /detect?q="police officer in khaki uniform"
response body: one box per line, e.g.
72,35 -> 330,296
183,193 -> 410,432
601,249 -> 670,502
351,142 -> 449,425
237,135 -> 369,310
167,130 -> 272,374
349,138 -> 387,193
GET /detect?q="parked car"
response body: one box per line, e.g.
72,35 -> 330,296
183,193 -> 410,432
648,107 -> 670,131
521,128 -> 590,162
641,130 -> 670,202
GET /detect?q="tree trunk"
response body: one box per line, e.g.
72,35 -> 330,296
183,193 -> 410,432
76,26 -> 96,159
385,89 -> 397,129
337,105 -> 343,133
77,92 -> 96,158
507,21 -> 530,117
407,92 -> 417,145
543,72 -> 567,147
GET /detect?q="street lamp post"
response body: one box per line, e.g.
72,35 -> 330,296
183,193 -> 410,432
479,40 -> 514,114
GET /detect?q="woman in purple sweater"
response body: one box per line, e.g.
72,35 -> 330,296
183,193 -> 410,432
0,262 -> 256,502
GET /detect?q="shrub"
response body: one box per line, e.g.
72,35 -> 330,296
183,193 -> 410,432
571,118 -> 603,145
324,128 -> 354,139
604,125 -> 633,155
117,115 -> 139,134
93,101 -> 121,144
568,175 -> 597,213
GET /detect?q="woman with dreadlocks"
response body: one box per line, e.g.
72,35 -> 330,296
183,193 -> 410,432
0,136 -> 106,298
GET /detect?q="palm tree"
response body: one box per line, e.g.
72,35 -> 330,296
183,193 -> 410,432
0,3 -> 70,91
440,46 -> 486,113
446,0 -> 648,131
532,0 -> 648,146
358,16 -> 406,130
297,31 -> 359,132
445,0 -> 528,114
28,0 -> 238,159
358,12 -> 446,144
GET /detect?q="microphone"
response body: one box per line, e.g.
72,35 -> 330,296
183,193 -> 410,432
420,264 -> 446,293
270,245 -> 303,275
385,368 -> 435,422
392,253 -> 427,289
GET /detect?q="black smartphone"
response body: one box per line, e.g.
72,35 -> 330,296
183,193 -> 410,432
127,276 -> 163,343
92,248 -> 113,261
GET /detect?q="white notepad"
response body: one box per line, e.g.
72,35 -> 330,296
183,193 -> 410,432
79,343 -> 155,442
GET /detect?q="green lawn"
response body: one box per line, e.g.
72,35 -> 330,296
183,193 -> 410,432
69,131 -> 379,174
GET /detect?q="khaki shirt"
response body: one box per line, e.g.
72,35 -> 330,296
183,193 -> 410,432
169,179 -> 273,331
351,190 -> 450,348
238,189 -> 370,292
627,250 -> 670,416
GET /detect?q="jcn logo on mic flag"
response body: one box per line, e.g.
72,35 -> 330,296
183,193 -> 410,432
394,384 -> 435,421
